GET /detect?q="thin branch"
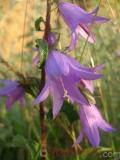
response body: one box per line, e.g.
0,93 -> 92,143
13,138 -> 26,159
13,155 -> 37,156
0,56 -> 25,79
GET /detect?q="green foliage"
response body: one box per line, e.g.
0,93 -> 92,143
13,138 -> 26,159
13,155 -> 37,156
35,39 -> 48,69
35,17 -> 45,31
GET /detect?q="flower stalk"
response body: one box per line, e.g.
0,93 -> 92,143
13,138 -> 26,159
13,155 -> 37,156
39,0 -> 51,159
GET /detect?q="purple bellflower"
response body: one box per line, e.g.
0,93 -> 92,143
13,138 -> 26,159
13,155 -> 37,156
0,80 -> 25,109
59,2 -> 109,50
33,51 -> 103,118
75,104 -> 116,147
32,32 -> 56,65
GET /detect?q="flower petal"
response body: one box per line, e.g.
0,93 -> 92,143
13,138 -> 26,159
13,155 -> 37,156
91,106 -> 116,132
86,125 -> 100,147
66,55 -> 98,72
5,87 -> 24,109
50,79 -> 64,118
69,32 -> 78,51
0,81 -> 18,96
46,51 -> 69,77
76,24 -> 95,43
33,81 -> 49,104
70,65 -> 103,80
95,16 -> 110,23
80,106 -> 100,146
98,119 -> 116,132
63,76 -> 88,105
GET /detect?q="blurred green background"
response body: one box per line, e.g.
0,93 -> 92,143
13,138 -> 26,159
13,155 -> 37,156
0,0 -> 120,160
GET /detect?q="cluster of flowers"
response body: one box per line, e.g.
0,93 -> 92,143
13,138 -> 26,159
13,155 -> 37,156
0,2 -> 115,147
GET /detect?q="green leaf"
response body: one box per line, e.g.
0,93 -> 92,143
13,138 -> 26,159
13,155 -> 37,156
35,17 -> 45,31
36,39 -> 48,69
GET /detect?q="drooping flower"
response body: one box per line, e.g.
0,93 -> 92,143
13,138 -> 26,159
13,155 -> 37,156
33,50 -> 103,118
0,80 -> 25,109
59,2 -> 109,50
32,32 -> 56,65
75,105 -> 116,147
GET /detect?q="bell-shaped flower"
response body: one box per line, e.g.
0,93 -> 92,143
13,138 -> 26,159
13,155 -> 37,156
59,2 -> 109,50
75,105 -> 116,147
33,50 -> 102,118
0,80 -> 25,109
